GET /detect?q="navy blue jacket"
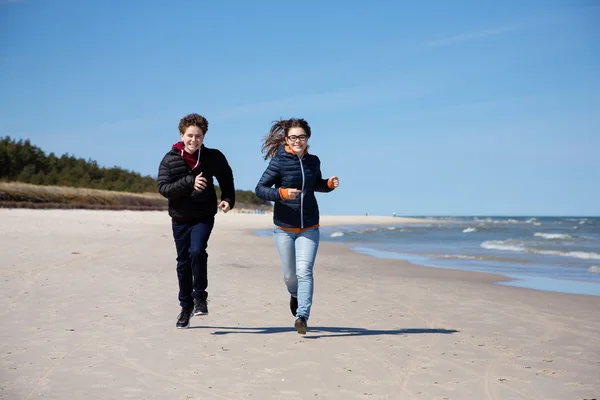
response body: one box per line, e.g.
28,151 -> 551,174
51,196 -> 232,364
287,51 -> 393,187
255,145 -> 333,229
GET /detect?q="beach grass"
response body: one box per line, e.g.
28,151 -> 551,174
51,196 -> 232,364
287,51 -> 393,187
0,182 -> 167,210
0,182 -> 270,212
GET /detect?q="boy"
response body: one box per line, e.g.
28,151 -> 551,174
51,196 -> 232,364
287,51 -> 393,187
157,113 -> 235,328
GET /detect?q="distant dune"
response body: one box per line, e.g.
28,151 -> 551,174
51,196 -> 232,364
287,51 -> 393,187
0,182 -> 271,212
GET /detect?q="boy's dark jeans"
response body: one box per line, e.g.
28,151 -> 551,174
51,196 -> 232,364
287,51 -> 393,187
171,217 -> 215,309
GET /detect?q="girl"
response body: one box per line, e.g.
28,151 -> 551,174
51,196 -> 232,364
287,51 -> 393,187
255,118 -> 339,334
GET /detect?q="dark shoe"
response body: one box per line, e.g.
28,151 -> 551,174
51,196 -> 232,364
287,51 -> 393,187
193,298 -> 209,316
176,308 -> 192,329
290,295 -> 298,317
294,317 -> 307,335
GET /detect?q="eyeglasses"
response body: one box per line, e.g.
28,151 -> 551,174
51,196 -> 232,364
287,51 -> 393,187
286,135 -> 307,142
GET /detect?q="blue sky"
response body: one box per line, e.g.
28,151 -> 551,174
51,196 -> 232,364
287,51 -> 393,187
1,0 -> 599,216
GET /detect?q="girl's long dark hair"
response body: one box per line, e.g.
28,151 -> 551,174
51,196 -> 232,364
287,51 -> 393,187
261,118 -> 311,160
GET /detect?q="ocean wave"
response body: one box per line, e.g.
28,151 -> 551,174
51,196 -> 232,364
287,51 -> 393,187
533,232 -> 574,240
481,240 -> 600,260
429,253 -> 479,260
589,266 -> 600,274
474,218 -> 522,224
471,217 -> 545,226
329,226 -> 412,237
481,240 -> 526,253
463,227 -> 477,233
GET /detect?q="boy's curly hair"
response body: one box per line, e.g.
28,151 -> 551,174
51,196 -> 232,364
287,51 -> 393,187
178,113 -> 209,135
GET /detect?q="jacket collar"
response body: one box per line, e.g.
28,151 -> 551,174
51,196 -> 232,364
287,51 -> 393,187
280,144 -> 308,157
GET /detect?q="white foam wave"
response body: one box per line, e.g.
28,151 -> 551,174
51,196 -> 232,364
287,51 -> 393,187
473,218 -> 528,225
463,227 -> 477,233
533,232 -> 573,240
330,232 -> 344,238
481,240 -> 600,260
555,251 -> 600,260
387,227 -> 396,230
430,254 -> 479,260
481,240 -> 526,253
589,266 -> 600,274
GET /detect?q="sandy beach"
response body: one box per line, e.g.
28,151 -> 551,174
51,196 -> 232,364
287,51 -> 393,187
1,209 -> 598,400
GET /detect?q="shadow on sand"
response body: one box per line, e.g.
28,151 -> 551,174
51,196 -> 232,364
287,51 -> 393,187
188,325 -> 459,339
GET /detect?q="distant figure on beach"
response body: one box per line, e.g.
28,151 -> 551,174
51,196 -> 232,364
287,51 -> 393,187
157,113 -> 236,329
255,118 -> 339,334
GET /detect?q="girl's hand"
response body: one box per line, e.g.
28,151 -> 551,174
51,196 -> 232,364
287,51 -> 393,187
287,188 -> 301,199
329,176 -> 339,188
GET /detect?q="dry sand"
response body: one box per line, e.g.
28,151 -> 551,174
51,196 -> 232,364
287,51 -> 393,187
0,209 -> 598,400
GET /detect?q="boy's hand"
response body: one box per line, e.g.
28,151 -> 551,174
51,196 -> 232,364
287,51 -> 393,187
218,200 -> 230,213
194,172 -> 207,191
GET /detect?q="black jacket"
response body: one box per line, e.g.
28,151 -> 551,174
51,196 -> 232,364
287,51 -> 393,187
255,145 -> 333,228
157,145 -> 235,220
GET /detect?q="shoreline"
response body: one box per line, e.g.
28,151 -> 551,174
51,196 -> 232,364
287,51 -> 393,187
247,213 -> 600,297
348,245 -> 600,297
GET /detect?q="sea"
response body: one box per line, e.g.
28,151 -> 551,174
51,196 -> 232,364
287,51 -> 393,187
259,216 -> 600,296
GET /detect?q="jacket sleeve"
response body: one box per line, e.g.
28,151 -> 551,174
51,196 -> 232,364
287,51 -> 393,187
156,155 -> 194,199
314,157 -> 334,193
255,158 -> 282,202
214,150 -> 236,209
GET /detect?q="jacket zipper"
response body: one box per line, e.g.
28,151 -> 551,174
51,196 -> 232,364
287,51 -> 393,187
298,155 -> 305,229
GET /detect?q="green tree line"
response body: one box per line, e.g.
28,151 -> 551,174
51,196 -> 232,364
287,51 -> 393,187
0,136 -> 268,206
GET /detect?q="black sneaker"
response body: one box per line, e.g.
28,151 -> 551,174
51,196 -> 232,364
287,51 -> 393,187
294,317 -> 307,335
290,295 -> 298,317
176,308 -> 192,329
193,298 -> 208,316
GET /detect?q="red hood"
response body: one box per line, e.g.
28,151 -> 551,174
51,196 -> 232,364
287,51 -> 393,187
173,142 -> 201,170
173,141 -> 185,152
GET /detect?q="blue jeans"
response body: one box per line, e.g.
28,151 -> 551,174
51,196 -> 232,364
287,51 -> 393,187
273,227 -> 320,320
172,218 -> 215,309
